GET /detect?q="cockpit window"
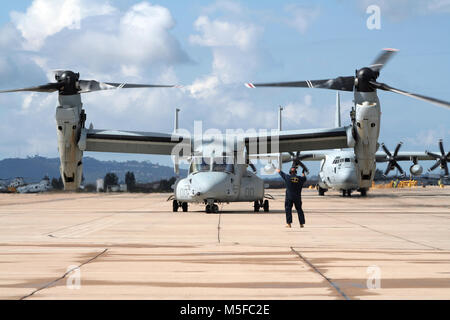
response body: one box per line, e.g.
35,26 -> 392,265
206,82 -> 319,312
190,157 -> 211,174
212,157 -> 234,173
345,158 -> 351,162
189,156 -> 234,174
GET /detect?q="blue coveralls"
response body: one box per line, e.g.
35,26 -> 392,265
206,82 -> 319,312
279,171 -> 307,225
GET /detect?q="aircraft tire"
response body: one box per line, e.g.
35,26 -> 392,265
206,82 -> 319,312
182,202 -> 188,212
254,201 -> 260,212
263,200 -> 269,212
360,189 -> 368,197
318,187 -> 327,196
212,204 -> 219,213
205,204 -> 211,213
173,200 -> 179,212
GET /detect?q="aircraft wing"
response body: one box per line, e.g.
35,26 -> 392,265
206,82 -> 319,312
375,151 -> 436,162
243,126 -> 351,155
81,129 -> 191,156
250,151 -> 328,162
81,126 -> 350,157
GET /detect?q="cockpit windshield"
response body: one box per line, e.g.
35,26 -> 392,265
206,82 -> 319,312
212,157 -> 234,173
189,156 -> 234,174
190,157 -> 211,174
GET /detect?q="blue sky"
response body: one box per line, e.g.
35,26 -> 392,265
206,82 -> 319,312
0,0 -> 449,173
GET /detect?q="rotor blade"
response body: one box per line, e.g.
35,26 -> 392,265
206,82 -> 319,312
439,140 -> 445,156
370,81 -> 450,109
245,76 -> 355,92
394,163 -> 405,176
429,161 -> 441,172
369,48 -> 399,72
79,80 -> 175,93
297,161 -> 309,173
381,144 -> 392,157
0,83 -> 61,93
384,165 -> 391,176
444,163 -> 449,177
426,151 -> 441,159
394,142 -> 403,157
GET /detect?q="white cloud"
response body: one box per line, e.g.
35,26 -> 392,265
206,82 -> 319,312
187,14 -> 263,99
187,75 -> 221,99
405,128 -> 450,148
284,4 -> 320,34
283,95 -> 333,128
190,16 -> 260,50
45,2 -> 190,77
11,0 -> 116,51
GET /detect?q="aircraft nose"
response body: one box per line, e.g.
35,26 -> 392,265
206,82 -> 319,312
340,168 -> 358,185
192,173 -> 230,199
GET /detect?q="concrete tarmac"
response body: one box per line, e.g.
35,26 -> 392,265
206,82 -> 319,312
0,187 -> 449,300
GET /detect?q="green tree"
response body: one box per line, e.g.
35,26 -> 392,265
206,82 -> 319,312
104,173 -> 119,191
125,171 -> 136,192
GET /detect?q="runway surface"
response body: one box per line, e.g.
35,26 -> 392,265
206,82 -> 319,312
0,187 -> 449,300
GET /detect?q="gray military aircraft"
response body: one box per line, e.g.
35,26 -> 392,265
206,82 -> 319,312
0,70 -> 351,213
247,48 -> 450,197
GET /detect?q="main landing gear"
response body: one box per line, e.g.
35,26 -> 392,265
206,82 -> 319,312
173,200 -> 188,212
318,187 -> 328,196
254,200 -> 269,212
359,188 -> 368,197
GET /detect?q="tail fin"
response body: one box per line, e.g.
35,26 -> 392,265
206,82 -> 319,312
335,92 -> 341,128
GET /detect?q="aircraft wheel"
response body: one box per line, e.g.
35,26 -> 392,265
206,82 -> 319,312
254,201 -> 260,212
360,189 -> 368,197
212,204 -> 219,213
263,200 -> 269,212
205,205 -> 211,213
318,187 -> 327,196
182,202 -> 188,212
347,190 -> 352,197
342,190 -> 347,197
172,200 -> 179,212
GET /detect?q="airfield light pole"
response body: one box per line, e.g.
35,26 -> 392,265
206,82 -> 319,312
174,108 -> 180,134
278,106 -> 283,170
173,108 -> 181,176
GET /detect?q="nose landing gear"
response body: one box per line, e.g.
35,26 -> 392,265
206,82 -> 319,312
342,190 -> 352,197
254,200 -> 270,212
173,200 -> 189,212
206,204 -> 219,213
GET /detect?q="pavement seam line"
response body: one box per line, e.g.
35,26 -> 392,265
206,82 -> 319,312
45,214 -> 117,236
217,213 -> 222,244
320,213 -> 443,251
20,248 -> 108,300
290,247 -> 351,301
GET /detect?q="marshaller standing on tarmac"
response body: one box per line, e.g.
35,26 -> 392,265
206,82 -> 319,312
276,165 -> 307,228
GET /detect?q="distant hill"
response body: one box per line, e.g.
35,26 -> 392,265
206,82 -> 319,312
0,156 -> 186,184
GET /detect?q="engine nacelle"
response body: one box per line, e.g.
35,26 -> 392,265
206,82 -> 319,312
263,163 -> 275,175
55,94 -> 84,191
410,164 -> 423,176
